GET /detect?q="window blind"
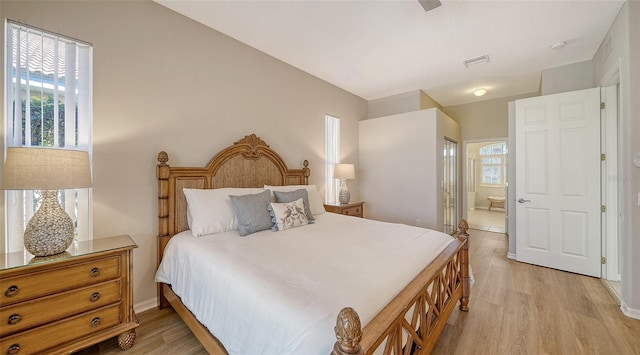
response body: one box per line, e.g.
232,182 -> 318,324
4,21 -> 93,253
325,115 -> 340,204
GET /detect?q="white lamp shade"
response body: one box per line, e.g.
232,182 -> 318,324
334,163 -> 355,180
2,147 -> 92,190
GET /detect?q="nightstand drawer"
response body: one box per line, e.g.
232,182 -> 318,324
324,202 -> 364,218
342,205 -> 363,217
0,256 -> 120,306
0,304 -> 121,355
0,279 -> 121,337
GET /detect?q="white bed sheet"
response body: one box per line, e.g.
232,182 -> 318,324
155,212 -> 455,355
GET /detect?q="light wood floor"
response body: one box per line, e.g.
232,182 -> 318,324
78,230 -> 640,354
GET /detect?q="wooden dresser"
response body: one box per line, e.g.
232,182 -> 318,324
323,201 -> 364,218
0,235 -> 138,354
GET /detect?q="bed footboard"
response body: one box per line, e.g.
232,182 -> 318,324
332,220 -> 470,355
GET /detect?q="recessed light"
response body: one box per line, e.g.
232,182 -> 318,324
473,88 -> 487,97
550,41 -> 566,50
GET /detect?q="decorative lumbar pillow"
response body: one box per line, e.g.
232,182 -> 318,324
265,185 -> 325,216
183,187 -> 264,237
268,198 -> 309,231
273,189 -> 315,222
229,189 -> 273,237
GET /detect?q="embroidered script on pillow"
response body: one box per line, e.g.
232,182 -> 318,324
268,198 -> 309,231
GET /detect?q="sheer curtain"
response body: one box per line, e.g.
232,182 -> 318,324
4,21 -> 93,253
324,115 -> 340,204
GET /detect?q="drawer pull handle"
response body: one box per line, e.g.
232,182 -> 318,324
90,317 -> 101,328
89,292 -> 100,302
89,267 -> 101,277
6,343 -> 20,355
7,314 -> 22,325
4,285 -> 18,298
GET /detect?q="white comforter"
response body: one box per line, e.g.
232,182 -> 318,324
155,212 -> 454,355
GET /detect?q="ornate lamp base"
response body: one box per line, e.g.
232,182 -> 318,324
339,179 -> 351,204
24,190 -> 75,257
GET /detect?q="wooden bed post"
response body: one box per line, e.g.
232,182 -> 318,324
157,151 -> 171,309
332,307 -> 364,355
457,219 -> 470,312
302,159 -> 310,185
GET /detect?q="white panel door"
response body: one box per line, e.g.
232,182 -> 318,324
515,88 -> 601,277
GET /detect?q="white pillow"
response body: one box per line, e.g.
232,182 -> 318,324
268,198 -> 309,231
183,187 -> 264,237
264,184 -> 325,215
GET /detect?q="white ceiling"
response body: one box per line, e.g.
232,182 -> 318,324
154,0 -> 624,106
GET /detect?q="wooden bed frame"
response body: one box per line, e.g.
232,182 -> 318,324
156,134 -> 470,355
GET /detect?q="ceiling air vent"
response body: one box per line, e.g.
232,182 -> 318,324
463,54 -> 490,68
418,0 -> 441,12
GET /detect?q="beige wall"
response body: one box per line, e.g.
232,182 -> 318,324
419,90 -> 443,111
367,90 -> 422,119
367,89 -> 441,119
592,0 -> 640,315
0,1 -> 367,307
442,92 -> 538,142
540,60 -> 594,95
0,2 -> 4,255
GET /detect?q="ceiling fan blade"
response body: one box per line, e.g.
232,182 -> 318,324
418,0 -> 442,12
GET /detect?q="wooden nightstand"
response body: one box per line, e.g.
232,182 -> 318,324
324,201 -> 364,218
0,235 -> 139,354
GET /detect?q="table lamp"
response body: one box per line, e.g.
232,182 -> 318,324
1,147 -> 92,256
334,163 -> 355,204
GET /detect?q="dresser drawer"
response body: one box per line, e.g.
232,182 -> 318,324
342,205 -> 363,217
0,279 -> 121,337
0,256 -> 120,306
0,304 -> 121,355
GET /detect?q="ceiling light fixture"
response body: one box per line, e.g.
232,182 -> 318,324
463,54 -> 490,68
473,88 -> 487,97
550,41 -> 566,50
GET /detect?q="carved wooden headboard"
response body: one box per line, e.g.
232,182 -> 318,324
156,134 -> 310,263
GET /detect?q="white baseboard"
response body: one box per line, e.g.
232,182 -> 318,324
600,279 -> 621,306
474,206 -> 506,212
621,300 -> 640,320
507,252 -> 517,260
134,297 -> 157,314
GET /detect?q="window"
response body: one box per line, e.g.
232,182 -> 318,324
4,21 -> 93,253
324,114 -> 340,204
479,143 -> 506,186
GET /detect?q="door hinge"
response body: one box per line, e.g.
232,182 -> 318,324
601,153 -> 606,161
602,256 -> 606,264
601,205 -> 606,213
601,102 -> 606,109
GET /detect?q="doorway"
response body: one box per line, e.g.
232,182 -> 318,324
601,83 -> 621,298
464,139 -> 507,233
444,138 -> 458,235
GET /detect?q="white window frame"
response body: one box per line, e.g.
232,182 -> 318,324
479,143 -> 506,187
4,20 -> 93,253
325,114 -> 340,204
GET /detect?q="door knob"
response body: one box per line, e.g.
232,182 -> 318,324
518,198 -> 531,203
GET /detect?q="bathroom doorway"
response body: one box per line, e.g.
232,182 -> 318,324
464,139 -> 507,233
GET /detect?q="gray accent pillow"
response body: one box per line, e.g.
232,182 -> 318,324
229,189 -> 273,236
273,189 -> 315,222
